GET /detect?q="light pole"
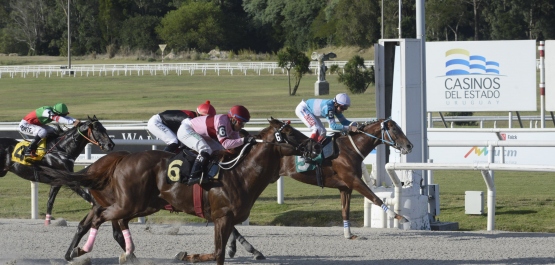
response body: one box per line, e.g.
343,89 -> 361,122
67,0 -> 71,70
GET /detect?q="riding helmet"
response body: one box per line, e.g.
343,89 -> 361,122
53,103 -> 69,115
228,105 -> 250,122
334,93 -> 351,107
197,100 -> 216,116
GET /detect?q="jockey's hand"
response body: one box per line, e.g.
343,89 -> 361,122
244,136 -> 257,145
73,120 -> 81,126
349,125 -> 358,132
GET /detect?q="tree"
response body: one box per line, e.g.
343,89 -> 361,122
9,0 -> 48,55
120,15 -> 160,51
426,0 -> 469,41
337,55 -> 373,94
156,1 -> 224,52
332,0 -> 380,47
277,47 -> 310,96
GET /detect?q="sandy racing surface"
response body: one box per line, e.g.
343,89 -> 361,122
1,218 -> 555,265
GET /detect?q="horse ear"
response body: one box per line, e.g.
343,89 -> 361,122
88,115 -> 92,120
93,115 -> 98,121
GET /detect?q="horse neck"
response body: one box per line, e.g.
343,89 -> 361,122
350,123 -> 383,156
226,134 -> 283,204
50,128 -> 88,159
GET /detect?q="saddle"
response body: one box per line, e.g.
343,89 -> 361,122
11,139 -> 47,165
294,134 -> 340,188
295,134 -> 339,173
165,148 -> 220,184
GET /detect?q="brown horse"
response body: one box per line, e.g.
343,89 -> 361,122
225,118 -> 413,258
43,118 -> 323,264
0,116 -> 114,224
280,118 -> 413,239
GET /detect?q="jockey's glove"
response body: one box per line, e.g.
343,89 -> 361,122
244,136 -> 257,145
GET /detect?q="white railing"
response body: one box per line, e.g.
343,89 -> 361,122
0,61 -> 375,78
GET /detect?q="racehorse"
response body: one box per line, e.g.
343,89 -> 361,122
224,118 -> 413,258
0,115 -> 114,225
280,118 -> 413,239
43,118 -> 324,264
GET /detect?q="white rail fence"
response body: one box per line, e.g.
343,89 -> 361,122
0,61 -> 375,78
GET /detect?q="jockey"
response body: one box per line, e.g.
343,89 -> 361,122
19,103 -> 80,157
177,105 -> 257,185
147,100 -> 216,153
295,93 -> 358,142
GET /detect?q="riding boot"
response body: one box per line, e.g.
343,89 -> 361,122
187,151 -> 210,186
163,143 -> 179,153
24,135 -> 42,157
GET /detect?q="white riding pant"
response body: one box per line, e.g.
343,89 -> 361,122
177,119 -> 223,155
147,114 -> 178,145
295,100 -> 326,140
18,120 -> 55,138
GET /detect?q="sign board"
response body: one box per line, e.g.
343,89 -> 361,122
545,41 -> 555,111
158,44 -> 167,52
428,131 -> 555,165
426,40 -> 536,112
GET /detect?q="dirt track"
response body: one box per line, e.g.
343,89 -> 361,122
1,218 -> 555,265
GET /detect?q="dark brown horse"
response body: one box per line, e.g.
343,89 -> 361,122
225,118 -> 413,258
0,115 -> 114,224
43,118 -> 323,264
280,118 -> 413,239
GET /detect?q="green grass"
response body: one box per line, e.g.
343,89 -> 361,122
0,74 -> 377,122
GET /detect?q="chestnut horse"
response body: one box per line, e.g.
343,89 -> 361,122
280,118 -> 413,239
43,118 -> 323,264
0,115 -> 114,224
224,118 -> 413,260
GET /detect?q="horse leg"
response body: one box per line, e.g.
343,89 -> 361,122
228,227 -> 265,260
226,228 -> 237,258
45,185 -> 61,225
175,216 -> 233,265
340,188 -> 354,239
71,186 -> 94,206
65,209 -> 94,261
111,219 -> 126,251
117,219 -> 139,264
350,175 -> 408,223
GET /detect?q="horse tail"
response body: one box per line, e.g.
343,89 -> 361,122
37,166 -> 96,189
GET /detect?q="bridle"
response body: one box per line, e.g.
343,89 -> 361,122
348,119 -> 398,159
271,120 -> 320,159
76,121 -> 102,147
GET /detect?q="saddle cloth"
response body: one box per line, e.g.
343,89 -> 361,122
165,149 -> 220,184
11,140 -> 47,166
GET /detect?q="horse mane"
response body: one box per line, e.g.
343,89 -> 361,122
53,116 -> 97,139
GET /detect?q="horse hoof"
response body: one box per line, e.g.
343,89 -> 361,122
398,217 -> 409,224
119,252 -> 139,264
226,247 -> 236,258
253,251 -> 266,260
348,235 -> 367,240
174,251 -> 187,261
70,247 -> 86,259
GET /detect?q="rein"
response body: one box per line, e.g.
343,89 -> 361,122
349,119 -> 396,159
77,121 -> 101,146
218,121 -> 314,169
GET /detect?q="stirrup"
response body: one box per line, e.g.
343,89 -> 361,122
187,177 -> 201,186
24,148 -> 37,158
